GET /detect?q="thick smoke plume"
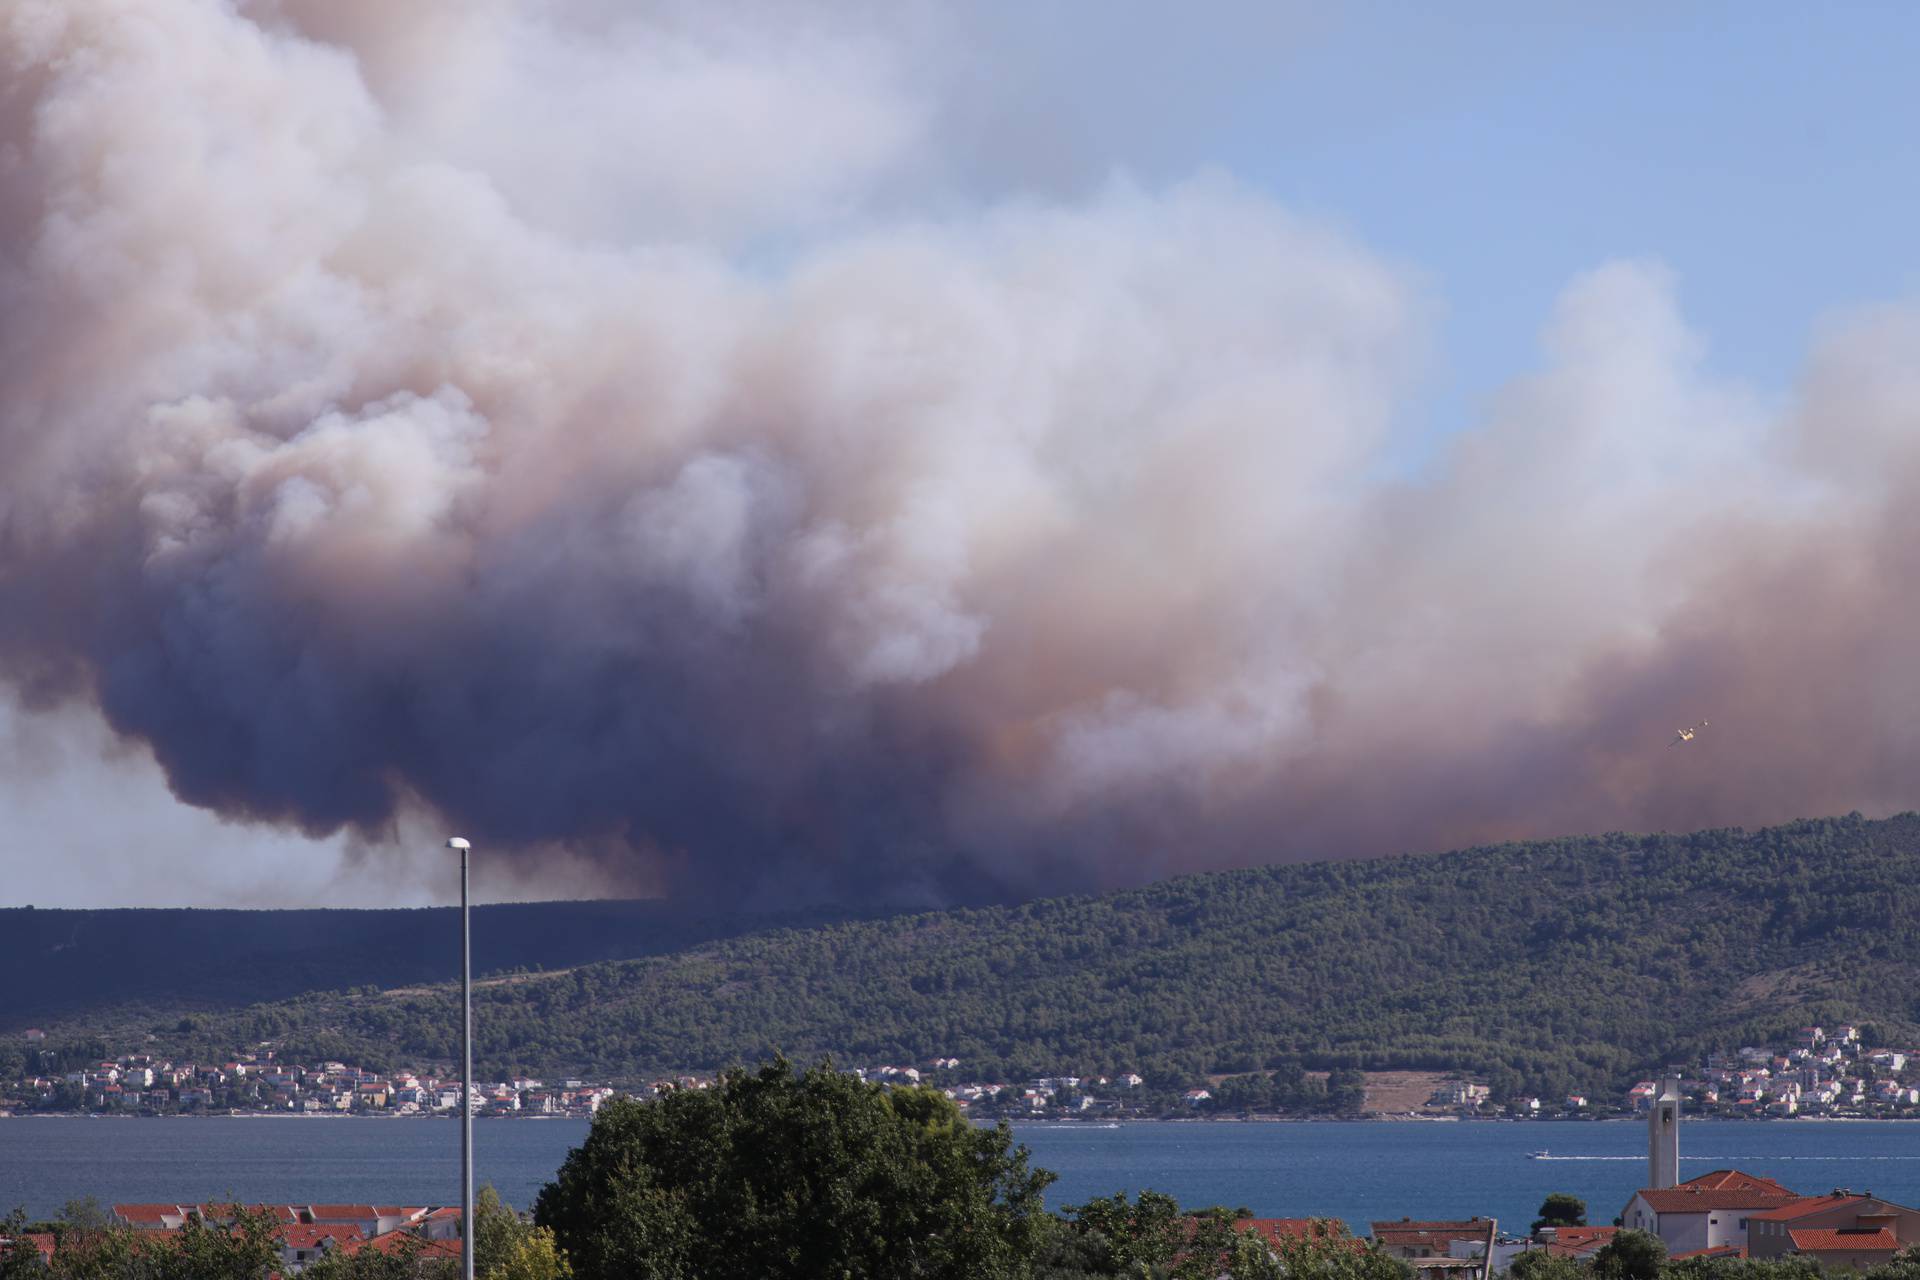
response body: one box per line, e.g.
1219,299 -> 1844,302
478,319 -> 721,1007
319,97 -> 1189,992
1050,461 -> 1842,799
3,1 -> 1918,904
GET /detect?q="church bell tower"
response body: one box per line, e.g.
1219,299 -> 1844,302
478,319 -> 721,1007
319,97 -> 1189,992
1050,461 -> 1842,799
1648,1078 -> 1682,1189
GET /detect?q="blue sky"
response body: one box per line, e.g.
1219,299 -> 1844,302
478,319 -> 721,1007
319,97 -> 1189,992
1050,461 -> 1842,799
970,2 -> 1917,447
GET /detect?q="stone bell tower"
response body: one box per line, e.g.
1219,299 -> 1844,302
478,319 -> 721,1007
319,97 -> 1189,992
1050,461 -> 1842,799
1648,1078 -> 1682,1189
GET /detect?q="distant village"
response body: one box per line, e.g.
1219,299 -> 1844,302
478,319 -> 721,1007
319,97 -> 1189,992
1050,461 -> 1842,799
2,1044 -> 1191,1121
9,1027 -> 1920,1273
1458,1024 -> 1920,1122
6,1035 -> 619,1119
9,1021 -> 1920,1122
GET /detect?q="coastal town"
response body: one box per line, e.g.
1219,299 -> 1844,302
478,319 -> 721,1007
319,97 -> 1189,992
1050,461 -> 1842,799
11,1026 -> 1920,1274
6,1092 -> 1920,1275
10,1023 -> 1920,1122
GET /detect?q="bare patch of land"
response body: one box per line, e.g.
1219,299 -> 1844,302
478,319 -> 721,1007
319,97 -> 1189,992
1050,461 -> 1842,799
1357,1070 -> 1458,1115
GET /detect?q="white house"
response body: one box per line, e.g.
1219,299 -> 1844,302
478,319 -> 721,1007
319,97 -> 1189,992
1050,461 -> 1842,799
1620,1171 -> 1801,1255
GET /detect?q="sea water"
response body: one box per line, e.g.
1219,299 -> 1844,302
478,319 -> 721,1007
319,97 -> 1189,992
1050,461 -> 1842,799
3,1117 -> 1918,1230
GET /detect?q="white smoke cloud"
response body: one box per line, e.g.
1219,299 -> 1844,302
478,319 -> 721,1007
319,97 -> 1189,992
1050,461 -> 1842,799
2,0 -> 1917,906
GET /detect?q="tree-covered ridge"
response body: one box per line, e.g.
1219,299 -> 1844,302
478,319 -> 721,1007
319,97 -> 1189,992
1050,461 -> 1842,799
0,899 -> 895,1027
38,813 -> 1920,1098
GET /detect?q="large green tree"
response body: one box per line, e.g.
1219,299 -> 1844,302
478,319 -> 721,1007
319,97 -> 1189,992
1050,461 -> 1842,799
45,1201 -> 136,1280
1593,1230 -> 1667,1280
535,1059 -> 1054,1280
0,1211 -> 47,1280
1041,1192 -> 1187,1276
1533,1194 -> 1587,1232
1509,1251 -> 1585,1280
145,1205 -> 282,1280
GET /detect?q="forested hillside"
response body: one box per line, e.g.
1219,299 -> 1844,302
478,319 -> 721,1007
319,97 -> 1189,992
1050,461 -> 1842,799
29,814 -> 1920,1099
0,900 -> 888,1024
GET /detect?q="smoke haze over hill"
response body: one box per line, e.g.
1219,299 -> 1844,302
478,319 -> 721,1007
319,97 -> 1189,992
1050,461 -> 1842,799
3,2 -> 1919,905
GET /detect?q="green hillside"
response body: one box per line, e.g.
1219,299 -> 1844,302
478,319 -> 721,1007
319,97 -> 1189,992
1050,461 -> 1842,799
32,814 -> 1920,1099
0,900 -> 892,1026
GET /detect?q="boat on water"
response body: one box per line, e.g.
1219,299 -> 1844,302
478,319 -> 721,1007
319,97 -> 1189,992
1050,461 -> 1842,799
1527,1149 -> 1551,1158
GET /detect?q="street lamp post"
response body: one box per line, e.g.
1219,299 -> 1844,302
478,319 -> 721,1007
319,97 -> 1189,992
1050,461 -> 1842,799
447,837 -> 475,1280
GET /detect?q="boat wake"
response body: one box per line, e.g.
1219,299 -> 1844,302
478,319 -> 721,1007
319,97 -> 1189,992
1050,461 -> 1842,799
1529,1154 -> 1920,1162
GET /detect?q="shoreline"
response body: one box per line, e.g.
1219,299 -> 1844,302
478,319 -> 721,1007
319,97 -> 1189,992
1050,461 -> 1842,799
3,1110 -> 1907,1125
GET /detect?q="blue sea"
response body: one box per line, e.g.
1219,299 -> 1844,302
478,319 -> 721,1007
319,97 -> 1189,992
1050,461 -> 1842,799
3,1117 -> 1918,1230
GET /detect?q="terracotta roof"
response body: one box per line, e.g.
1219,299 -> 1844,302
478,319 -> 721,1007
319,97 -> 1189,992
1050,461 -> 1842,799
1543,1227 -> 1617,1257
114,1204 -> 188,1225
1750,1195 -> 1867,1223
1679,1171 -> 1796,1195
198,1204 -> 300,1224
1238,1219 -> 1350,1244
1372,1219 -> 1494,1247
1789,1228 -> 1900,1254
1635,1187 -> 1801,1213
0,1234 -> 56,1263
276,1225 -> 363,1249
306,1205 -> 379,1221
347,1230 -> 462,1258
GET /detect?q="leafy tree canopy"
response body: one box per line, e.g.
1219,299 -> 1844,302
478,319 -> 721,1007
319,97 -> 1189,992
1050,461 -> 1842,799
535,1058 -> 1055,1280
1534,1194 -> 1588,1232
1594,1230 -> 1668,1280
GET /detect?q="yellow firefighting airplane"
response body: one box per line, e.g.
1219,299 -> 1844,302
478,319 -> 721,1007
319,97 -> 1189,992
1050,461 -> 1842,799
1670,720 -> 1709,746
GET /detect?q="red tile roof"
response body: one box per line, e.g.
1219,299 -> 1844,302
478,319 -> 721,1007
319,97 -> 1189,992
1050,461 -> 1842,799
1543,1227 -> 1617,1257
347,1230 -> 462,1258
1789,1228 -> 1900,1254
1679,1171 -> 1795,1195
199,1204 -> 300,1224
276,1225 -> 363,1249
306,1205 -> 379,1221
1636,1186 -> 1801,1214
114,1204 -> 188,1226
1750,1195 -> 1867,1223
0,1234 -> 56,1263
118,1203 -> 311,1228
1372,1219 -> 1495,1248
1238,1219 -> 1350,1244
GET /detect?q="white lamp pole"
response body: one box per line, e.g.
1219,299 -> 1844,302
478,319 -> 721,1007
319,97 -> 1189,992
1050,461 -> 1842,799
447,837 -> 475,1280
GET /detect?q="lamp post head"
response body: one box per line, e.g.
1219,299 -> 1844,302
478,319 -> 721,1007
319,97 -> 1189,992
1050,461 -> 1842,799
446,837 -> 471,850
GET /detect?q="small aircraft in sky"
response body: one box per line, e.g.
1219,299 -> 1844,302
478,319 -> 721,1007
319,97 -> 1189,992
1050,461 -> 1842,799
1670,721 -> 1709,746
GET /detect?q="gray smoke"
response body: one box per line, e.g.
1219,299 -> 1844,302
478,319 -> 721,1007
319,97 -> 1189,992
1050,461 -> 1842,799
3,2 -> 1918,905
